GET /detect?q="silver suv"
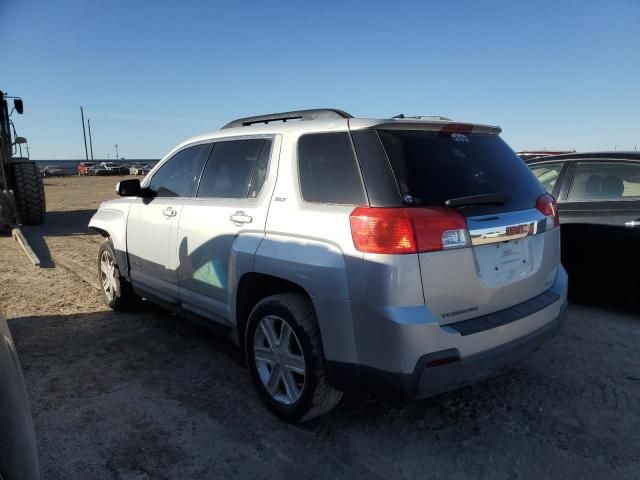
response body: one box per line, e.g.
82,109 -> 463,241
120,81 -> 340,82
90,109 -> 568,421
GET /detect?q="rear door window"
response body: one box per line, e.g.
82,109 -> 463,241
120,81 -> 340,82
567,162 -> 640,201
298,132 -> 366,205
197,139 -> 271,199
377,130 -> 544,214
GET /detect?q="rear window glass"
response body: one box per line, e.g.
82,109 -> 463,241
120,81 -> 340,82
377,130 -> 544,213
298,132 -> 366,205
568,161 -> 640,201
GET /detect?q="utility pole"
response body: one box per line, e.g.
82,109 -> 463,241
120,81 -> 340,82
87,118 -> 94,161
115,144 -> 119,159
80,106 -> 89,161
106,153 -> 110,161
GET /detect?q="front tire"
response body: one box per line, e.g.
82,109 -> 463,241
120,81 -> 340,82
98,240 -> 139,310
245,293 -> 342,422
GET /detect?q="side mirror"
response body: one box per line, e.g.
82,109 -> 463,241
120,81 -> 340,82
14,99 -> 23,114
13,136 -> 27,145
116,179 -> 142,197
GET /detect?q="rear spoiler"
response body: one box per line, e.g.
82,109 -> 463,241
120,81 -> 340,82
364,120 -> 502,135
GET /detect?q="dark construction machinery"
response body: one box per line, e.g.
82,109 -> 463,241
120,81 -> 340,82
0,90 -> 46,232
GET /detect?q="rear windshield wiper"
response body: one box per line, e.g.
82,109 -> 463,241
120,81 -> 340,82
444,193 -> 511,208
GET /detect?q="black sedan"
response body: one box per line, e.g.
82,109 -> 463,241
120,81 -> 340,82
527,151 -> 640,300
88,165 -> 110,176
41,165 -> 65,177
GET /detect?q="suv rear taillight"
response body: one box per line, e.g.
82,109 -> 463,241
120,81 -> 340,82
349,207 -> 470,254
536,194 -> 560,229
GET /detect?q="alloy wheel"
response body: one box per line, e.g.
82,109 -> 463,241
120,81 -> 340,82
100,250 -> 117,301
253,315 -> 306,405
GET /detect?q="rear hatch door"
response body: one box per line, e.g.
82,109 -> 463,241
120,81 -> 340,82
377,127 -> 560,325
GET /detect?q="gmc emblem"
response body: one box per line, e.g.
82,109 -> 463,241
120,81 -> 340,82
506,224 -> 530,236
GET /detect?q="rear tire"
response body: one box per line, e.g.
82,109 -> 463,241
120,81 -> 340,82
98,240 -> 139,310
11,162 -> 46,225
245,293 -> 342,422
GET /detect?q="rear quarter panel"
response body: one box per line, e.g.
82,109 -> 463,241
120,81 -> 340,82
255,125 -> 365,363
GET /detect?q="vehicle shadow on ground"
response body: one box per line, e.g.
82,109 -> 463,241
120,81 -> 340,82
8,301 -> 640,479
19,209 -> 97,268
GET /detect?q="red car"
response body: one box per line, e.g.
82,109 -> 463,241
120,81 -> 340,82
77,162 -> 95,176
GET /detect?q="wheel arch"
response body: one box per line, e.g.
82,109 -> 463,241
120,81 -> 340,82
234,272 -> 310,353
89,206 -> 130,279
233,269 -> 359,369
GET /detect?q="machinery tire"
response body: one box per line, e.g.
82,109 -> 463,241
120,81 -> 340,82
11,162 -> 46,225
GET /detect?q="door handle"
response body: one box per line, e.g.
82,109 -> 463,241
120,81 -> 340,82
625,219 -> 640,228
230,211 -> 253,225
162,207 -> 177,218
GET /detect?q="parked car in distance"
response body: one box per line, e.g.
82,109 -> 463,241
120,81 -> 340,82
99,162 -> 120,174
527,151 -> 640,299
0,314 -> 41,480
129,164 -> 149,175
77,162 -> 96,176
41,165 -> 65,177
89,165 -> 110,176
90,109 -> 568,422
118,164 -> 131,175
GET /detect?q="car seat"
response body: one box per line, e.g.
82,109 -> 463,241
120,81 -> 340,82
584,174 -> 604,199
602,175 -> 624,199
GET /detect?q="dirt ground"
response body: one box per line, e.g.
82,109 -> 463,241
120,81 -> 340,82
1,176 -> 639,480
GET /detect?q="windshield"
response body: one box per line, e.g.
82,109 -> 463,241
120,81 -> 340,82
377,129 -> 545,214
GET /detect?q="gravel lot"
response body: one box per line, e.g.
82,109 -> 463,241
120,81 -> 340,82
1,176 -> 639,480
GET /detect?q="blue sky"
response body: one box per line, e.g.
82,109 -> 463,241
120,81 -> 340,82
1,0 -> 638,160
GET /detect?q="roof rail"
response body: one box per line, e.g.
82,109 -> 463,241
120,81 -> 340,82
222,108 -> 352,129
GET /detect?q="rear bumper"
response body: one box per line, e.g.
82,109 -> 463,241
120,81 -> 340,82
327,300 -> 567,398
324,266 -> 569,397
413,300 -> 566,398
